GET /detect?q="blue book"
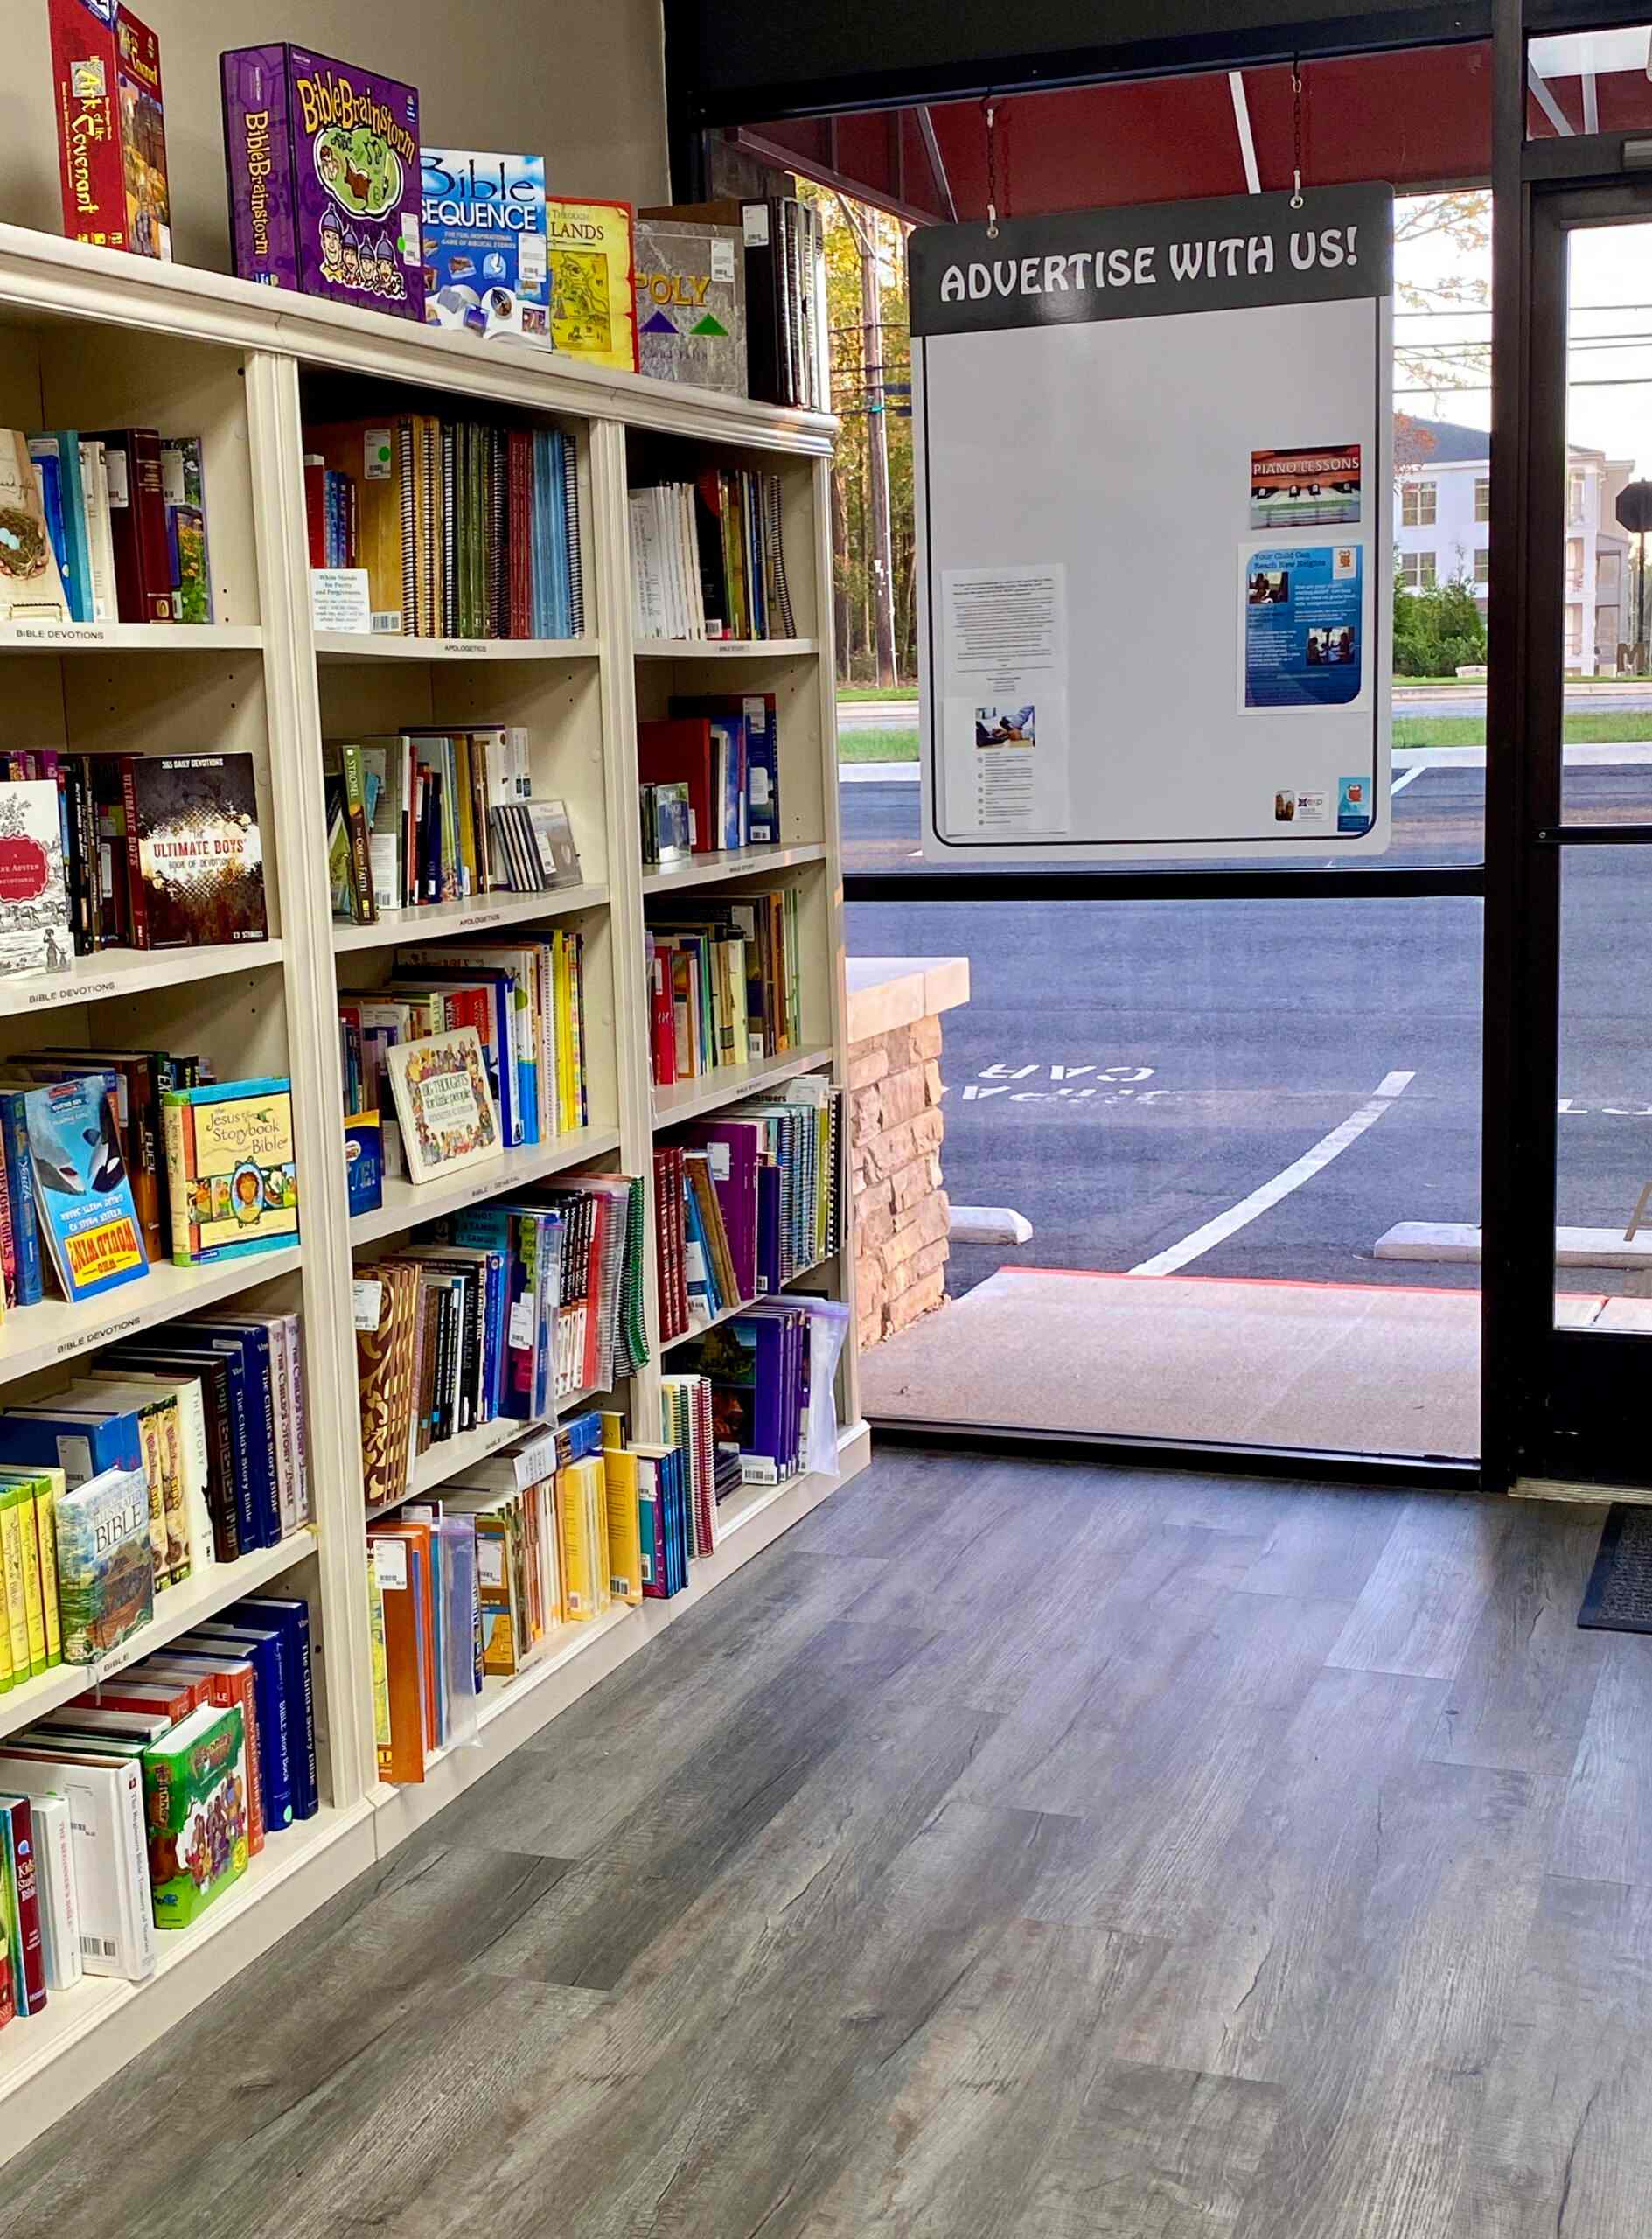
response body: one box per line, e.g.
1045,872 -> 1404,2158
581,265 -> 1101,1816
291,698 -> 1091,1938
0,1404 -> 141,1482
29,435 -> 91,622
179,1624 -> 293,1832
22,1074 -> 149,1304
172,1322 -> 280,1550
0,1093 -> 44,1307
232,1595 -> 319,1820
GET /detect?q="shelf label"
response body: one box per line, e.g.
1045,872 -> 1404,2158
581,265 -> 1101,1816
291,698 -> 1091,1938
311,569 -> 372,633
91,1634 -> 148,1686
457,910 -> 503,931
7,622 -> 113,645
57,1311 -> 142,1358
26,976 -> 115,1008
442,640 -> 489,656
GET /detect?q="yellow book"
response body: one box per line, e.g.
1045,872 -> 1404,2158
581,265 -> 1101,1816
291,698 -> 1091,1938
13,1475 -> 47,1677
453,733 -> 477,892
367,1559 -> 390,1751
545,198 -> 639,373
30,1470 -> 62,1668
555,1463 -> 598,1620
308,420 -> 408,634
599,1410 -> 625,1452
0,1484 -> 31,1682
603,1450 -> 643,1608
585,1457 -> 611,1616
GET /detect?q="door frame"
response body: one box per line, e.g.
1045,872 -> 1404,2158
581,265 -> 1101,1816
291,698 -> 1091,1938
1485,0 -> 1652,1490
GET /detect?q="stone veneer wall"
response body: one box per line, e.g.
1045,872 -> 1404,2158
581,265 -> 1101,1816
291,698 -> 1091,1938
849,1012 -> 951,1354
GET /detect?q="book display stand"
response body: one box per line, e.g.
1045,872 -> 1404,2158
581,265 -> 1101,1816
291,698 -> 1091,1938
0,222 -> 864,2152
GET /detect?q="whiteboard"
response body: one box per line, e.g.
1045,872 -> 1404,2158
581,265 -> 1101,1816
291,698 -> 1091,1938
910,187 -> 1394,863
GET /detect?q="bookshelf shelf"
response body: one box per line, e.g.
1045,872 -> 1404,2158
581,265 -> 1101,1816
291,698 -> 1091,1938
0,622 -> 264,654
661,1253 -> 836,1349
314,633 -> 602,664
0,1529 -> 318,1746
652,1047 -> 836,1128
0,938 -> 285,1020
332,885 -> 609,952
633,638 -> 819,659
642,843 -> 826,895
0,1245 -> 304,1387
349,1126 -> 624,1245
0,220 -> 864,2159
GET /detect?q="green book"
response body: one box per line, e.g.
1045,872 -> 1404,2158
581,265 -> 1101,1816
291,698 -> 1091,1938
142,1702 -> 249,1929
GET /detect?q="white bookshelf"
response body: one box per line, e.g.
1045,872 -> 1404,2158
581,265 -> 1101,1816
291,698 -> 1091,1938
0,220 -> 862,2158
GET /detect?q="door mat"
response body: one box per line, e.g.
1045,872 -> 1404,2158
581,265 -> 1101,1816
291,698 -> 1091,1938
1579,1504 -> 1652,1631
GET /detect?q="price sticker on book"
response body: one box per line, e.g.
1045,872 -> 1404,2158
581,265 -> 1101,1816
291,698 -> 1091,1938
372,1536 -> 408,1590
352,1279 -> 385,1329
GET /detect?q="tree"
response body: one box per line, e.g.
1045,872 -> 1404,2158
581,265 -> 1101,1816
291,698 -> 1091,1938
1394,192 -> 1490,405
1393,566 -> 1488,677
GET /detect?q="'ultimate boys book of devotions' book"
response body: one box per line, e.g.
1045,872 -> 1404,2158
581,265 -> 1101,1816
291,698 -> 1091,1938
161,1078 -> 298,1266
125,753 -> 268,949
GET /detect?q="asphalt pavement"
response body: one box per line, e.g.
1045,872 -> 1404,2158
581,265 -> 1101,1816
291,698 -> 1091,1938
842,761 -> 1652,1301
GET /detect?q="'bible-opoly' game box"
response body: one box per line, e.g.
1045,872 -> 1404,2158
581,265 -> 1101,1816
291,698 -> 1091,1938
220,44 -> 424,322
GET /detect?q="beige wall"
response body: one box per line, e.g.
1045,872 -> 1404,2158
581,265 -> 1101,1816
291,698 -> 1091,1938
1,0 -> 668,273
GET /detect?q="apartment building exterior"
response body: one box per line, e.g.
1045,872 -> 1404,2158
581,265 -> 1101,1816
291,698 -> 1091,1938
1393,416 -> 1633,673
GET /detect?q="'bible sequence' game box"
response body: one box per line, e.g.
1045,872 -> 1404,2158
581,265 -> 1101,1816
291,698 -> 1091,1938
220,44 -> 424,321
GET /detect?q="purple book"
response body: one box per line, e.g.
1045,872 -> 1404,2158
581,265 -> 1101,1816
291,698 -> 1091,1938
220,44 -> 425,322
677,1120 -> 760,1303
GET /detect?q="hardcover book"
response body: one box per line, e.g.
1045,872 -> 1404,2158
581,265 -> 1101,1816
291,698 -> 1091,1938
385,1026 -> 501,1183
0,778 -> 73,976
422,150 -> 547,340
634,219 -> 747,396
126,754 -> 268,949
161,1078 -> 298,1266
50,0 -> 171,260
141,1701 -> 248,1927
52,1462 -> 151,1664
220,44 -> 425,321
0,436 -> 70,624
544,198 -> 639,372
24,1074 -> 149,1303
159,437 -> 213,623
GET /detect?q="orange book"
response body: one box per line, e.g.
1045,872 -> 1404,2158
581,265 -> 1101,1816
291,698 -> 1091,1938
367,1529 -> 427,1783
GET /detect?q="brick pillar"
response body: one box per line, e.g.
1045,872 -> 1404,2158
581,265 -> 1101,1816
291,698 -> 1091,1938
849,1012 -> 951,1352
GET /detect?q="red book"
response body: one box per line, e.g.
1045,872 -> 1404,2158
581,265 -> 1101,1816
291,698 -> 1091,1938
73,1676 -> 203,1722
303,457 -> 326,568
3,1799 -> 46,2017
141,1655 -> 265,1855
50,0 -> 171,260
638,719 -> 715,854
94,429 -> 174,623
649,941 -> 676,1085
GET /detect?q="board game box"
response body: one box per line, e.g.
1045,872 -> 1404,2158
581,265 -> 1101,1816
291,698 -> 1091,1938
220,44 -> 424,321
634,219 -> 747,396
50,0 -> 171,260
422,149 -> 547,341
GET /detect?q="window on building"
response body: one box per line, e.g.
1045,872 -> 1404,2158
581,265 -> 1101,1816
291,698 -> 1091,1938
1566,603 -> 1584,655
1474,477 -> 1490,523
1399,551 -> 1437,590
1474,547 -> 1490,585
1401,481 -> 1438,528
1599,551 -> 1621,596
1569,469 -> 1586,523
1566,537 -> 1585,592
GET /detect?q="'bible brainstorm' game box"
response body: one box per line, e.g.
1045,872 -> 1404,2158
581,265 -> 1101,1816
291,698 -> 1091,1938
220,44 -> 424,321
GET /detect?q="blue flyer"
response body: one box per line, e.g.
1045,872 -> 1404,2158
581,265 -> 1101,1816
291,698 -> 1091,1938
1243,543 -> 1363,710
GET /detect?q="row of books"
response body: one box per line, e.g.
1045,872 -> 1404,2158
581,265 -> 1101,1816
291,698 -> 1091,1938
647,890 -> 804,1087
629,470 -> 796,642
0,1064 -> 296,1316
0,1592 -> 320,2016
305,417 -> 584,642
323,729 -> 582,925
654,1079 -> 844,1341
0,1317 -> 309,1693
0,753 -> 267,979
353,1171 -> 648,1510
639,695 -> 783,857
0,426 -> 212,627
339,931 -> 589,1181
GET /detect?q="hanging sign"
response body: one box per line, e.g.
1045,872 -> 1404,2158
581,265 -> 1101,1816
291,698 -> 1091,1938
910,184 -> 1395,861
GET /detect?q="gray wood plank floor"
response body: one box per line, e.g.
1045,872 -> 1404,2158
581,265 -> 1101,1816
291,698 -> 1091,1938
3,1453 -> 1646,2238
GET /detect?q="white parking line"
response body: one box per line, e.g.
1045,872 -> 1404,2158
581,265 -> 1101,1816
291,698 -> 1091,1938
1391,764 -> 1426,795
1130,1070 -> 1416,1276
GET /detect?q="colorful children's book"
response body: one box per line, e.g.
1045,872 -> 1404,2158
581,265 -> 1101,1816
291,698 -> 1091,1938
24,1074 -> 149,1303
50,0 -> 172,260
158,438 -> 213,623
384,1026 -> 501,1183
422,150 -> 547,340
161,1078 -> 297,1265
52,1463 -> 152,1664
220,45 -> 424,320
140,1701 -> 248,1927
